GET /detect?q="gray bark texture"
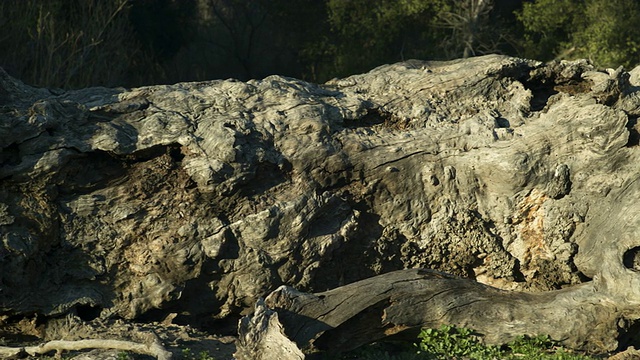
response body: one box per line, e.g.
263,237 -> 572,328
2,54 -> 640,354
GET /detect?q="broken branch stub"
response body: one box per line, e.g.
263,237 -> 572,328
235,298 -> 305,360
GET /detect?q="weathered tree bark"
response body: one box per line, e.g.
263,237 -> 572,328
3,55 -> 640,354
235,299 -> 304,360
262,269 -> 617,354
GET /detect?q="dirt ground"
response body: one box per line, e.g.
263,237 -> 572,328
2,313 -> 637,359
0,314 -> 237,359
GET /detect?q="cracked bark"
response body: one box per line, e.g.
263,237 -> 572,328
253,269 -> 617,354
3,56 -> 640,358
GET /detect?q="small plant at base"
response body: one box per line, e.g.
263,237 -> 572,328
416,326 -> 595,360
337,326 -> 596,360
508,335 -> 555,359
181,347 -> 216,360
116,351 -> 131,360
505,334 -> 593,360
416,325 -> 503,359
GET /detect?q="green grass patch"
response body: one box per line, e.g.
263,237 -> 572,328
337,325 -> 596,360
180,348 -> 217,360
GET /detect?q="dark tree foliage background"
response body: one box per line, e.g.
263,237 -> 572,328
1,0 -> 638,89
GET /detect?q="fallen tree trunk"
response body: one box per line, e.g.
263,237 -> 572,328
4,55 -> 640,355
262,269 -> 616,354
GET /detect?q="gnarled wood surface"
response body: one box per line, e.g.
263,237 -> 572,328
2,55 -> 640,355
235,299 -> 304,360
262,269 -> 615,354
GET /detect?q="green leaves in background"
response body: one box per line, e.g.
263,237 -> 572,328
2,0 -> 639,89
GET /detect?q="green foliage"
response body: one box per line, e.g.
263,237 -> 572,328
416,325 -> 503,359
339,325 -> 595,360
181,347 -> 216,360
573,0 -> 640,68
4,0 -> 640,88
507,334 -> 556,357
516,0 -> 584,61
322,0 -> 448,78
116,351 -> 131,360
505,335 -> 593,360
516,0 -> 640,69
415,325 -> 594,360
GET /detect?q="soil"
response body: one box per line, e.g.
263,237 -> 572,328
0,314 -> 632,359
0,315 -> 237,360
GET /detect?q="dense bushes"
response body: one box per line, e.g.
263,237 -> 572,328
1,0 -> 638,89
517,0 -> 640,68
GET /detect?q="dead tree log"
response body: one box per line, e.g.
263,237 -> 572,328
263,269 -> 617,354
4,55 -> 640,354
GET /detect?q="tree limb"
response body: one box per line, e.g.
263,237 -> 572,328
0,336 -> 172,360
263,269 -> 618,354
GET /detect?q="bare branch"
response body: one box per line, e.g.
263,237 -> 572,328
0,336 -> 172,360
